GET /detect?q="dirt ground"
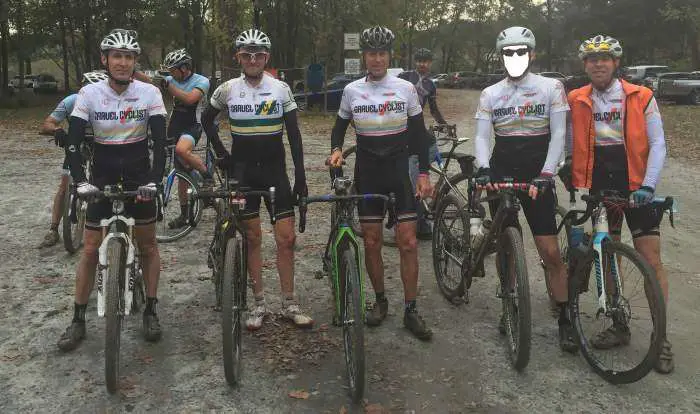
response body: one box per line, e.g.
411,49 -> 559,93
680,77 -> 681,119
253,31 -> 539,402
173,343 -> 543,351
1,89 -> 699,413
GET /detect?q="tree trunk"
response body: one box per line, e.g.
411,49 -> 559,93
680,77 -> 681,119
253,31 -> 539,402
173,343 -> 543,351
0,5 -> 9,96
690,25 -> 700,70
58,1 -> 70,92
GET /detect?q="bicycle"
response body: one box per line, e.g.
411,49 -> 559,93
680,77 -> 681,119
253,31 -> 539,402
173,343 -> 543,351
63,134 -> 94,253
298,164 -> 394,403
342,123 -> 475,247
432,178 -> 537,371
188,170 -> 276,386
155,136 -> 223,243
78,183 -> 147,394
558,190 -> 674,384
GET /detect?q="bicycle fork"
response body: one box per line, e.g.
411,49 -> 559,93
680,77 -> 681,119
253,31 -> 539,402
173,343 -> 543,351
96,216 -> 137,317
591,205 -> 622,316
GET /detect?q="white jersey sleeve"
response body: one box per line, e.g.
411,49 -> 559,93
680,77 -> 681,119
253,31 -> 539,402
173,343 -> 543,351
475,88 -> 493,121
279,81 -> 298,113
209,81 -> 231,111
406,84 -> 422,117
338,87 -> 353,120
147,86 -> 167,117
549,80 -> 570,114
71,87 -> 92,121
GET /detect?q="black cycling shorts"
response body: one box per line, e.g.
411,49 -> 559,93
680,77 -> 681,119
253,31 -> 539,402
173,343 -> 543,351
489,134 -> 556,236
168,119 -> 203,146
86,149 -> 156,230
355,150 -> 417,224
232,160 -> 295,222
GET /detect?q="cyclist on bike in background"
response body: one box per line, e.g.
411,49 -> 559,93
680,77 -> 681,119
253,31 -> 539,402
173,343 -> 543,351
201,29 -> 312,331
38,71 -> 108,248
474,26 -> 577,352
399,47 -> 448,240
329,26 -> 434,340
57,29 -> 168,351
567,35 -> 672,373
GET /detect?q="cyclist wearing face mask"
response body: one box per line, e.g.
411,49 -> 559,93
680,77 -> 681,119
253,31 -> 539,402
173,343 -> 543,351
474,26 -> 577,353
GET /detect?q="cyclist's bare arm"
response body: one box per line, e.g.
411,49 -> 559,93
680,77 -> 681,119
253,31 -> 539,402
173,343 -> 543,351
40,116 -> 62,135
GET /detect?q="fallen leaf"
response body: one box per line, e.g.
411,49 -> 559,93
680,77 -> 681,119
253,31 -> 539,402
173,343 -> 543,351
288,389 -> 310,400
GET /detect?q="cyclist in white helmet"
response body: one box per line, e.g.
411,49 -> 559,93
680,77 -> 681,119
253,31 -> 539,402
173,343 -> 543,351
57,29 -> 169,351
201,29 -> 313,331
38,71 -> 108,248
566,35 -> 672,373
474,26 -> 577,352
137,48 -> 212,229
328,26 -> 434,340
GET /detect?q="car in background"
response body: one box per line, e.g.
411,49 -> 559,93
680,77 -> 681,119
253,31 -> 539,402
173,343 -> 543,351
623,65 -> 669,85
446,71 -> 481,88
387,68 -> 405,77
565,73 -> 590,91
431,73 -> 449,86
293,72 -> 364,111
538,71 -> 569,85
9,74 -> 37,89
33,73 -> 59,93
656,71 -> 700,105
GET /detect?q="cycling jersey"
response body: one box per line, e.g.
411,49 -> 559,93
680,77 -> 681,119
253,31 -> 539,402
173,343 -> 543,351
398,70 -> 437,108
72,79 -> 167,146
209,73 -> 297,161
338,74 -> 422,157
50,94 -> 77,122
166,73 -> 209,126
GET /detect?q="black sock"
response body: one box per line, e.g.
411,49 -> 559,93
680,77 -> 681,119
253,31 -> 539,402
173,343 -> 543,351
375,292 -> 387,303
179,204 -> 188,217
405,300 -> 417,313
557,302 -> 569,323
145,297 -> 158,315
73,303 -> 87,323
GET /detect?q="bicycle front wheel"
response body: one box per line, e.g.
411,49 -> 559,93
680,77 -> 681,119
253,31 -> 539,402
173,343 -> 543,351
156,171 -> 202,243
497,226 -> 531,371
105,240 -> 126,394
222,236 -> 243,386
569,240 -> 665,384
339,246 -> 365,402
62,177 -> 86,253
432,193 -> 468,301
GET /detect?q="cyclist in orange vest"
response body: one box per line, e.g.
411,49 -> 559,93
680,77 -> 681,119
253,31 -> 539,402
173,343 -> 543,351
566,35 -> 672,374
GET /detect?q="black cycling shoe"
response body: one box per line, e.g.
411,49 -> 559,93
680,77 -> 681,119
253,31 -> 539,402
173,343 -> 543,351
404,310 -> 433,341
57,321 -> 86,352
365,299 -> 388,326
143,312 -> 162,342
558,318 -> 579,354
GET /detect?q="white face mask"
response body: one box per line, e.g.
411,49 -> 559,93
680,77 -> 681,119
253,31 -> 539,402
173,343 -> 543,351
502,45 -> 531,78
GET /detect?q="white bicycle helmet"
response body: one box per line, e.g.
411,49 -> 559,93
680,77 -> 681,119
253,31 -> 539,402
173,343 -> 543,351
235,29 -> 271,50
82,71 -> 109,84
496,26 -> 536,50
360,26 -> 395,51
100,29 -> 141,55
162,48 -> 192,69
579,35 -> 623,60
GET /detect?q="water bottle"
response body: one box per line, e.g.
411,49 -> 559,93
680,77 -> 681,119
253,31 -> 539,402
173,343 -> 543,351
191,169 -> 203,185
470,217 -> 489,249
569,225 -> 584,248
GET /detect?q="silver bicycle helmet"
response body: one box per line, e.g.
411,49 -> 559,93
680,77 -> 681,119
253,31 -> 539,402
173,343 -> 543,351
235,29 -> 272,50
360,26 -> 395,51
496,26 -> 536,50
414,48 -> 433,60
100,29 -> 141,55
82,71 -> 109,84
579,35 -> 623,60
162,48 -> 192,69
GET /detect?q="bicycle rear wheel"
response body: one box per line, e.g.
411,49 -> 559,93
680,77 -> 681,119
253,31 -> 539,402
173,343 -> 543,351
497,226 -> 531,371
105,240 -> 126,394
543,205 -> 570,317
569,240 -> 665,384
62,177 -> 86,253
156,171 -> 202,242
339,246 -> 365,402
432,193 -> 468,301
222,236 -> 243,386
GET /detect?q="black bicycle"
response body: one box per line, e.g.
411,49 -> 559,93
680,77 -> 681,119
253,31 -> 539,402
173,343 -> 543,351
298,165 -> 393,403
433,178 -> 538,371
189,171 -> 275,387
63,135 -> 94,253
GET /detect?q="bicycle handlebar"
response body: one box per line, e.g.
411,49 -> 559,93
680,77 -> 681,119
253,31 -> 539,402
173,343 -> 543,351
297,192 -> 395,234
566,192 -> 676,227
188,186 -> 277,227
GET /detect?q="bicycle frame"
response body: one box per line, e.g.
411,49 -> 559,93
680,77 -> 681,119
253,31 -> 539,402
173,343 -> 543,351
327,198 -> 364,320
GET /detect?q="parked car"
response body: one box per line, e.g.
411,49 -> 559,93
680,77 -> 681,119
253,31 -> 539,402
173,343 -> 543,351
656,71 -> 700,105
431,73 -> 449,86
9,74 -> 37,89
538,71 -> 568,85
565,73 -> 590,91
293,73 -> 364,111
33,73 -> 59,93
445,71 -> 479,88
623,65 -> 669,85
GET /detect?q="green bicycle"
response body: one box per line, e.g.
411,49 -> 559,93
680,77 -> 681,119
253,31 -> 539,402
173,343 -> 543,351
298,166 -> 394,403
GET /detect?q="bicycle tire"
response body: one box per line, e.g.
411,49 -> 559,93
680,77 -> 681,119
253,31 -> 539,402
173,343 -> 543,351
432,192 -> 468,301
542,205 -> 571,316
497,226 -> 531,371
156,171 -> 203,243
105,240 -> 126,394
212,199 -> 227,311
222,236 -> 243,386
338,246 -> 365,402
62,177 -> 85,253
569,240 -> 665,384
